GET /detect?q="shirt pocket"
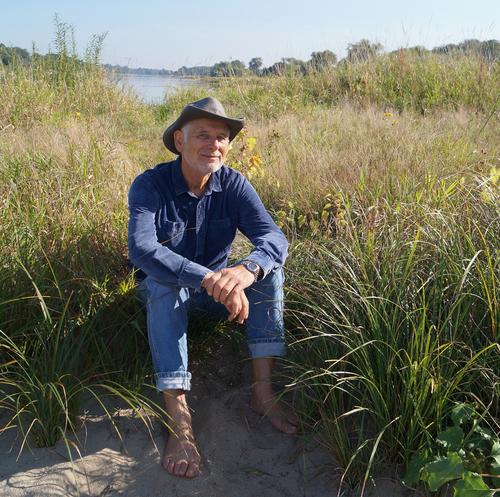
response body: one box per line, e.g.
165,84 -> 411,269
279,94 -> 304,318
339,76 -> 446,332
157,220 -> 186,249
206,217 -> 235,254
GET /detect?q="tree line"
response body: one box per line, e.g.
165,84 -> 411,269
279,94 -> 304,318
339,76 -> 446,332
205,39 -> 499,77
1,38 -> 498,77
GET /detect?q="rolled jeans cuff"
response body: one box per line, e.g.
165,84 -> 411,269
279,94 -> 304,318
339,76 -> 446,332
155,371 -> 192,391
248,339 -> 286,358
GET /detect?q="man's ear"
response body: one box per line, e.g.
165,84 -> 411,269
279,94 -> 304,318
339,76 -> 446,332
173,129 -> 183,154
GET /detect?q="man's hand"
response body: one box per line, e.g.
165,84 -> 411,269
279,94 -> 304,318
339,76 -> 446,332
201,266 -> 255,323
225,288 -> 250,324
203,266 -> 255,301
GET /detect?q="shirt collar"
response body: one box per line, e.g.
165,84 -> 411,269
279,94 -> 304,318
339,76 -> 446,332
172,157 -> 223,197
207,168 -> 222,195
172,157 -> 188,196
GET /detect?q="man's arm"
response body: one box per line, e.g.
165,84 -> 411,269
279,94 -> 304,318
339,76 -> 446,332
202,174 -> 288,321
128,174 -> 211,289
235,176 -> 289,277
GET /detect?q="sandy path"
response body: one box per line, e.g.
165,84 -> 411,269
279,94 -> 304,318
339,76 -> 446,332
1,338 -> 415,497
1,348 -> 339,497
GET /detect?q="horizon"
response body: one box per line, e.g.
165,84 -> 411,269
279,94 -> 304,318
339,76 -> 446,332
94,36 -> 500,72
2,0 -> 499,70
5,34 -> 499,73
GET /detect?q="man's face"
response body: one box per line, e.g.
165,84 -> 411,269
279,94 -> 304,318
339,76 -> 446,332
174,118 -> 230,177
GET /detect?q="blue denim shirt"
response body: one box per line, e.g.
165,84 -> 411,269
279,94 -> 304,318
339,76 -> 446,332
128,158 -> 288,290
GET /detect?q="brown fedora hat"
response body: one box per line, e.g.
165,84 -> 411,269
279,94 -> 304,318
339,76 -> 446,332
163,97 -> 245,154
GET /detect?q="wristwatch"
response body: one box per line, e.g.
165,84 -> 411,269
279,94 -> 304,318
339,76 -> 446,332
241,260 -> 262,283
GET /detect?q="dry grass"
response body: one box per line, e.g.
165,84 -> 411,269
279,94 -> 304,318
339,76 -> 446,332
229,104 -> 499,213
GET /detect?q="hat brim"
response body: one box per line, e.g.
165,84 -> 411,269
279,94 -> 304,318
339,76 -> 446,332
163,106 -> 245,154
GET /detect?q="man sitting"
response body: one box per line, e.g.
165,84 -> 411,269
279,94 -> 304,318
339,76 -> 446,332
128,97 -> 298,478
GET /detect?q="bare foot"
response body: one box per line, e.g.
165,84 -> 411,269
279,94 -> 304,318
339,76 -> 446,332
162,390 -> 201,478
250,358 -> 299,434
250,390 -> 299,435
162,430 -> 201,478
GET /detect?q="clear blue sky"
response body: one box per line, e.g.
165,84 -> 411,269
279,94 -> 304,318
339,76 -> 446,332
2,0 -> 498,69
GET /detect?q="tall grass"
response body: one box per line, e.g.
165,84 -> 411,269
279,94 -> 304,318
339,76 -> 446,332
283,179 -> 498,485
236,99 -> 498,486
0,18 -> 147,129
0,23 -> 498,493
212,55 -> 499,488
200,51 -> 499,119
0,22 -> 169,452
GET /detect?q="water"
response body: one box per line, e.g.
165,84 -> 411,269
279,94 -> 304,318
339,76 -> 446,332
112,73 -> 204,103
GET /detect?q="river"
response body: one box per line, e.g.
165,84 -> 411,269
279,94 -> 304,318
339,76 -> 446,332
112,73 -> 205,103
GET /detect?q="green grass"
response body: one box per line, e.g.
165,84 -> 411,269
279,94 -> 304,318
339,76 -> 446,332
201,50 -> 500,118
0,27 -> 498,494
283,182 -> 498,484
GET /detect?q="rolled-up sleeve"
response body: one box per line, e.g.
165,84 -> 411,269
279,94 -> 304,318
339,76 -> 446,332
128,175 -> 211,289
236,177 -> 289,278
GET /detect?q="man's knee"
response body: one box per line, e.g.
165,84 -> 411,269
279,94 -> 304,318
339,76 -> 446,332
139,277 -> 189,308
264,267 -> 284,286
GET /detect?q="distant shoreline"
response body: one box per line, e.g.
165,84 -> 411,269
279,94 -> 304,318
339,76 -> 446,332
110,72 -> 207,80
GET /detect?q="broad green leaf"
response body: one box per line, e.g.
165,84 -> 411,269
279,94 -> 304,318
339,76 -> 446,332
491,442 -> 500,460
465,432 -> 491,454
453,472 -> 495,497
472,422 -> 494,442
490,441 -> 500,476
437,426 -> 465,451
491,462 -> 500,476
403,453 -> 431,485
423,452 -> 464,491
452,404 -> 475,427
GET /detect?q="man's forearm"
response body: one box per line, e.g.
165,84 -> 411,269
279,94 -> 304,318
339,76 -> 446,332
129,229 -> 211,289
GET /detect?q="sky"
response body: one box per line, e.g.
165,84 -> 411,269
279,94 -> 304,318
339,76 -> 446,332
2,0 -> 499,70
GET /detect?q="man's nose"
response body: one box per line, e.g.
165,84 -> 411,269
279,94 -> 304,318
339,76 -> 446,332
206,136 -> 222,148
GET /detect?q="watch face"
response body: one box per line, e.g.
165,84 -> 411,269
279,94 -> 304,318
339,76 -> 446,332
244,261 -> 259,273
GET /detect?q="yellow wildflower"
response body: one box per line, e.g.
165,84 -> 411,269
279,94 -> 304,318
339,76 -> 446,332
249,154 -> 262,167
246,137 -> 257,151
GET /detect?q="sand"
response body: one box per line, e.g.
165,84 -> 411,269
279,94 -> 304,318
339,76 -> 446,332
0,346 -> 414,497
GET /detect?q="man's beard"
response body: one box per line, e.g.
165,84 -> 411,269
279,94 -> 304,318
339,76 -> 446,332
194,161 -> 223,175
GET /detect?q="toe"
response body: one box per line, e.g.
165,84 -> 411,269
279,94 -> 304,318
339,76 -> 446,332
166,459 -> 176,474
186,461 -> 200,478
272,416 -> 298,434
175,460 -> 188,477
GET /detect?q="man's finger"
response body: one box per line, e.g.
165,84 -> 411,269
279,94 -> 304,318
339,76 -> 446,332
202,271 -> 222,296
225,290 -> 248,324
212,275 -> 234,302
233,291 -> 249,324
225,291 -> 243,321
227,302 -> 240,321
219,281 -> 240,305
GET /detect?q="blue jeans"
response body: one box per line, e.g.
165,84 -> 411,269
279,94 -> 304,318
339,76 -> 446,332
137,268 -> 285,391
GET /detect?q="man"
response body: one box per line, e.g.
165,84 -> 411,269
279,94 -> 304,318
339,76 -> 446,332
128,97 -> 297,479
